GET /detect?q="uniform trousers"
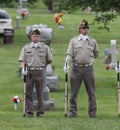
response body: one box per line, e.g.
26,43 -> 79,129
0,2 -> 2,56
70,64 -> 97,116
26,69 -> 44,113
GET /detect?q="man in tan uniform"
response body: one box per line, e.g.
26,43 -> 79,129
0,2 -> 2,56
64,19 -> 99,118
19,29 -> 52,117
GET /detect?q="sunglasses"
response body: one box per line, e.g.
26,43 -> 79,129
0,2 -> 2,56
81,27 -> 89,29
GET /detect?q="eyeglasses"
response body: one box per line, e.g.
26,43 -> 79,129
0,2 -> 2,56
81,27 -> 89,29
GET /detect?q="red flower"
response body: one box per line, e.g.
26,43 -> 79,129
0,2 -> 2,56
12,96 -> 21,104
106,65 -> 110,70
12,98 -> 17,103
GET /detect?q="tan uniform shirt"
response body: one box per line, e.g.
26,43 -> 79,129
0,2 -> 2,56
19,42 -> 52,67
66,35 -> 99,65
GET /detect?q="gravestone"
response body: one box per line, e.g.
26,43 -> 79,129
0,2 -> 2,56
109,40 -> 117,69
103,48 -> 111,64
16,16 -> 21,29
46,64 -> 59,91
17,0 -> 29,17
3,29 -> 14,44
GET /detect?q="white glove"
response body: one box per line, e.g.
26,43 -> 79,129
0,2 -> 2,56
21,68 -> 27,76
63,65 -> 69,74
115,66 -> 120,73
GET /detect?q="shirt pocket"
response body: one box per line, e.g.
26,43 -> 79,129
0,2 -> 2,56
38,51 -> 46,63
86,45 -> 94,57
26,51 -> 33,63
74,44 -> 82,54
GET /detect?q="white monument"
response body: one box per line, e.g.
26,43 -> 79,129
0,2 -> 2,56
109,39 -> 117,69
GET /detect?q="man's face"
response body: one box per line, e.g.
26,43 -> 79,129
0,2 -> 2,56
80,27 -> 89,35
31,34 -> 40,43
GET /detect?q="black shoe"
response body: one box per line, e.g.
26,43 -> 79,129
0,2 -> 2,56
36,112 -> 44,117
69,114 -> 77,118
26,111 -> 34,117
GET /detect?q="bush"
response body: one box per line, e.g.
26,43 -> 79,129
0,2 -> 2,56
42,0 -> 52,10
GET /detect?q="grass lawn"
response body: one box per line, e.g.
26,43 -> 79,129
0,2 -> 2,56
0,7 -> 120,130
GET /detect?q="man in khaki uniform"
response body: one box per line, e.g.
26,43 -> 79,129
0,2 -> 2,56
19,29 -> 52,117
64,19 -> 99,118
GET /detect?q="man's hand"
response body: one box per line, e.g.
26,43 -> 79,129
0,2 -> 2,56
63,64 -> 69,74
21,68 -> 27,76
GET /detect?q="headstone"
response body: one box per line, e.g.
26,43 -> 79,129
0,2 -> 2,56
46,64 -> 59,91
17,0 -> 29,17
103,48 -> 111,64
26,24 -> 52,46
47,76 -> 59,91
16,16 -> 21,29
3,29 -> 14,44
109,39 -> 117,69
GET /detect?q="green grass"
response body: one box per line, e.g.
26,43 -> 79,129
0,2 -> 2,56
0,7 -> 120,130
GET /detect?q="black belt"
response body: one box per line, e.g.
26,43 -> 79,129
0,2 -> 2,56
74,63 -> 92,67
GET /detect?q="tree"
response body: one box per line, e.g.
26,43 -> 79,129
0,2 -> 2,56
92,13 -> 117,32
42,0 -> 65,12
65,0 -> 119,31
1,0 -> 119,31
65,0 -> 120,13
0,0 -> 38,7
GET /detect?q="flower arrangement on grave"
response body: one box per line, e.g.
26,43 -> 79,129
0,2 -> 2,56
12,95 -> 21,110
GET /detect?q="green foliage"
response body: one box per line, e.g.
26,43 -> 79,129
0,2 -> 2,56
95,0 -> 120,13
49,0 -> 120,30
92,13 -> 117,31
42,0 -> 68,12
54,1 -> 64,12
27,0 -> 47,9
65,0 -> 120,13
0,0 -> 39,8
1,0 -> 120,13
42,0 -> 52,10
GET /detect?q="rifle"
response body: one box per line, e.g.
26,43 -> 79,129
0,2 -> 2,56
117,61 -> 120,116
64,63 -> 68,117
23,64 -> 27,117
